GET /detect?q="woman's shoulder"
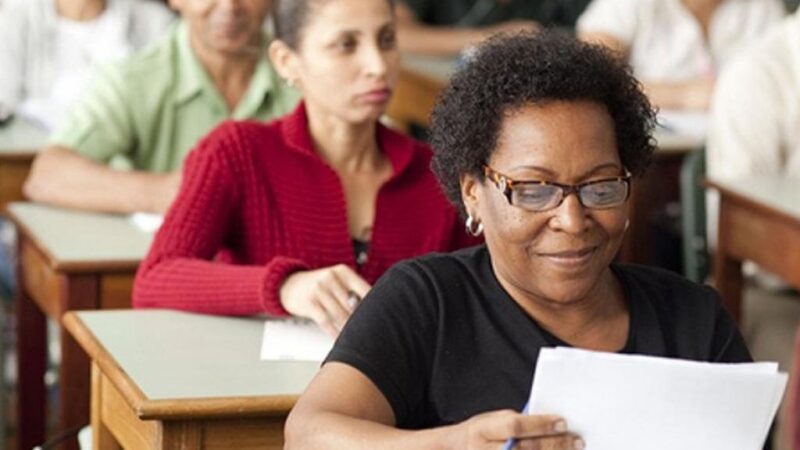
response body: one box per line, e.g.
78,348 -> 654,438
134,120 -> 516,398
188,119 -> 283,165
613,263 -> 725,329
614,264 -> 745,361
614,263 -> 719,305
385,245 -> 488,288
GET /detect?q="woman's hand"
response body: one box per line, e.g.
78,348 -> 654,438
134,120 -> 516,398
279,264 -> 371,337
452,410 -> 584,450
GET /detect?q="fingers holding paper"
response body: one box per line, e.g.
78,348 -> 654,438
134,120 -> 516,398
279,264 -> 372,337
455,410 -> 584,450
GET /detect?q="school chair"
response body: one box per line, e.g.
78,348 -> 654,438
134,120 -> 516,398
679,147 -> 709,283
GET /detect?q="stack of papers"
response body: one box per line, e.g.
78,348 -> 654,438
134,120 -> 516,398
260,319 -> 334,361
528,348 -> 787,450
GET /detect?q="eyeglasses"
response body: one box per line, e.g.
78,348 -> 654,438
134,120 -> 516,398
483,165 -> 632,212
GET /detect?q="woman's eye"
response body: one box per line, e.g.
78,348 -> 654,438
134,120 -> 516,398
337,38 -> 357,51
379,31 -> 397,50
516,187 -> 555,204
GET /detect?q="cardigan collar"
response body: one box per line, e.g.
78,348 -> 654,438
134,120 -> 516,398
281,102 -> 417,180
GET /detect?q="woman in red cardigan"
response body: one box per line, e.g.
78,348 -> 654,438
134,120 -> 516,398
132,0 -> 477,336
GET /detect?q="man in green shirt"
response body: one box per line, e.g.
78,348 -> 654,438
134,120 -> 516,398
24,0 -> 300,214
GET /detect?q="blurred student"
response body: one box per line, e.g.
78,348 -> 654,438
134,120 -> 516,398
395,0 -> 590,56
578,0 -> 784,110
23,0 -> 299,214
706,10 -> 800,248
133,0 -> 478,336
0,0 -> 174,130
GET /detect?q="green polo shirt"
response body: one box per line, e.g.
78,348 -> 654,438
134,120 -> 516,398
50,21 -> 300,172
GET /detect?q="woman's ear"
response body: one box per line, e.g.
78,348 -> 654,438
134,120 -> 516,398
460,173 -> 481,217
268,40 -> 301,88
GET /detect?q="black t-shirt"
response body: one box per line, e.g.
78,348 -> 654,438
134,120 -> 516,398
326,245 -> 752,429
402,0 -> 591,28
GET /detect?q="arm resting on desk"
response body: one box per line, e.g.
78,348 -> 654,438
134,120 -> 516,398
23,146 -> 180,214
132,127 -> 305,316
580,31 -> 714,110
286,362 -> 574,450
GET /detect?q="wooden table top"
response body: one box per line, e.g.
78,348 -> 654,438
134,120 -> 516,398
64,310 -> 320,420
6,202 -> 153,272
0,118 -> 48,158
395,54 -> 704,154
706,176 -> 800,222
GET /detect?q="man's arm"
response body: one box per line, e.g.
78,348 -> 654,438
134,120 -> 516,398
24,145 -> 180,214
580,31 -> 715,110
395,2 -> 538,56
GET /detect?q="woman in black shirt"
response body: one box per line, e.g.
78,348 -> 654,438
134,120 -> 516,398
285,30 -> 750,449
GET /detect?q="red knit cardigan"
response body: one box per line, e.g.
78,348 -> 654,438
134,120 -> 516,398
133,103 -> 477,315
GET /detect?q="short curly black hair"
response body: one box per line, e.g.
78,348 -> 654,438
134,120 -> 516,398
430,31 -> 656,216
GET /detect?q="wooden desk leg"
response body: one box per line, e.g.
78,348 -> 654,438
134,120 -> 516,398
714,200 -> 744,323
161,422 -> 203,449
91,363 -> 121,450
58,276 -> 98,450
16,273 -> 47,450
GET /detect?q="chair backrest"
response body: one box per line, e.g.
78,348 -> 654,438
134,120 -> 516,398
679,148 -> 709,283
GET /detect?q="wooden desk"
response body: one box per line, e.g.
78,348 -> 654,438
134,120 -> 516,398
63,310 -> 319,450
386,54 -> 457,132
7,203 -> 153,450
386,55 -> 703,266
0,119 -> 48,213
707,176 -> 800,323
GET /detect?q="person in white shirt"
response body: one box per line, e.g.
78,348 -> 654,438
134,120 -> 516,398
0,0 -> 174,130
577,0 -> 784,110
706,11 -> 800,249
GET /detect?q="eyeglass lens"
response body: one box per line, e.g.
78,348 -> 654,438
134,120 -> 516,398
511,180 -> 628,211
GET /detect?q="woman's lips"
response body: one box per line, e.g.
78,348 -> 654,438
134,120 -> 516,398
359,88 -> 392,104
537,246 -> 597,268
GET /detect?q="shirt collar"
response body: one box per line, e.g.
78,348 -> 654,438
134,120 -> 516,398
281,102 -> 417,180
174,21 -> 277,117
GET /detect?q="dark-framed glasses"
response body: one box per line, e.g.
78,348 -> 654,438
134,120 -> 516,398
483,165 -> 632,212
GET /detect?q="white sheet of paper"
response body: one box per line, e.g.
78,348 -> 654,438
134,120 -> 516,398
657,109 -> 708,139
528,348 -> 787,450
260,319 -> 334,361
129,212 -> 164,233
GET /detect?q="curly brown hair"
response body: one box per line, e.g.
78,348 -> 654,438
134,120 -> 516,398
430,30 -> 657,216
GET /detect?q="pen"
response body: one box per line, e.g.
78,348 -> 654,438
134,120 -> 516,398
502,400 -> 530,450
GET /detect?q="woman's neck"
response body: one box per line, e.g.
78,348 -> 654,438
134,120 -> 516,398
506,268 -> 629,352
55,0 -> 106,21
305,102 -> 382,173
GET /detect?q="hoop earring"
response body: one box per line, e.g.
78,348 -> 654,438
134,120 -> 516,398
465,214 -> 484,237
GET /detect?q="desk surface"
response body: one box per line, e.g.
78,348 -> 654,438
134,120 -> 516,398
707,176 -> 800,221
7,202 -> 152,271
0,118 -> 48,157
65,310 -> 319,418
401,53 -> 458,82
398,54 -> 703,153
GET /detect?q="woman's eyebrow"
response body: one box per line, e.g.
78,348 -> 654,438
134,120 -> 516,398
507,162 -> 621,178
